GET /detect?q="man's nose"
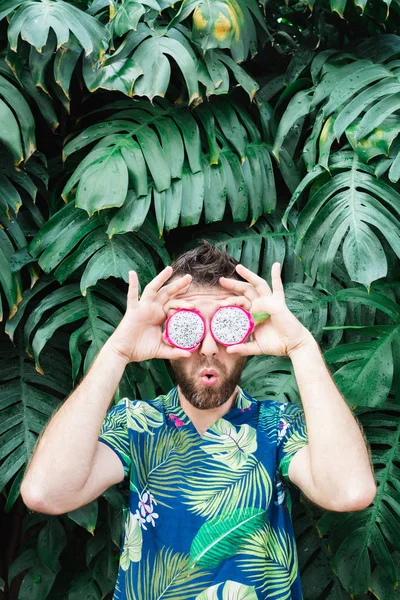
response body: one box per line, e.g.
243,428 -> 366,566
199,330 -> 219,357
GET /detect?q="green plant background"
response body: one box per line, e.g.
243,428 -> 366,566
1,0 -> 400,598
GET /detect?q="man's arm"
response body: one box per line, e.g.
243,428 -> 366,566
20,267 -> 194,515
287,337 -> 376,512
220,262 -> 376,513
20,339 -> 128,514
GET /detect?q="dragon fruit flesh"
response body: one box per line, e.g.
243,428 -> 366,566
210,306 -> 254,346
165,308 -> 206,351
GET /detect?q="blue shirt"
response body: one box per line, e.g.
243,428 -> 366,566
98,386 -> 308,600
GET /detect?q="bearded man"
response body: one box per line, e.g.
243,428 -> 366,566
21,242 -> 376,600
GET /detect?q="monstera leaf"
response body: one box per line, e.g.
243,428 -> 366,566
23,281 -> 124,374
84,23 -> 258,101
27,202 -> 168,293
185,213 -> 304,285
0,0 -> 109,58
62,98 -> 275,226
8,515 -> 67,599
327,0 -> 392,17
85,22 -> 200,103
111,0 -> 161,37
324,288 -> 400,408
273,36 -> 400,176
0,151 -> 48,321
6,273 -> 170,399
171,0 -> 270,62
0,69 -> 36,164
282,151 -> 400,289
0,336 -> 70,505
241,355 -> 300,404
316,401 -> 400,595
293,500 -> 353,600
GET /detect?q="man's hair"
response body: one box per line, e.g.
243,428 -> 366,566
170,241 -> 245,286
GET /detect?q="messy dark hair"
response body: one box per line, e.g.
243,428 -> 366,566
170,241 -> 246,286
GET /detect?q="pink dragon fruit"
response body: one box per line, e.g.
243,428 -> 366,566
210,306 -> 254,346
164,308 -> 206,351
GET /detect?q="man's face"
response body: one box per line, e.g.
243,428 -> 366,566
168,284 -> 247,410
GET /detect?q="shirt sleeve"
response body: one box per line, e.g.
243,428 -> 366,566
277,402 -> 308,485
98,397 -> 131,479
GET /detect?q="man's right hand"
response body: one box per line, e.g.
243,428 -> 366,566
107,266 -> 194,363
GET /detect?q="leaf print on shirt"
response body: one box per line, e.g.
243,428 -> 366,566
201,419 -> 257,470
126,546 -> 212,600
236,523 -> 298,600
281,423 -> 308,456
190,507 -> 266,569
235,387 -> 253,410
120,511 -> 143,571
126,400 -> 164,434
196,580 -> 258,600
131,427 -> 205,507
183,455 -> 272,520
259,402 -> 279,441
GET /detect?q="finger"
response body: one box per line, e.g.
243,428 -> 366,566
141,266 -> 174,300
226,341 -> 262,356
218,296 -> 252,311
271,262 -> 285,298
219,277 -> 259,301
163,300 -> 197,316
157,345 -> 193,360
127,270 -> 139,309
235,264 -> 272,296
156,274 -> 193,305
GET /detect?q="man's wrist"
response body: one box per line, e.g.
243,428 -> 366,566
287,331 -> 319,362
103,337 -> 131,367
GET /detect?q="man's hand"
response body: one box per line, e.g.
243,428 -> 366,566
107,266 -> 194,363
219,262 -> 313,357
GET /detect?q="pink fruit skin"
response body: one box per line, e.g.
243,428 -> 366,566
210,306 -> 255,346
164,308 -> 206,352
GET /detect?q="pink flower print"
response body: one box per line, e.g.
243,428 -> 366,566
169,414 -> 185,427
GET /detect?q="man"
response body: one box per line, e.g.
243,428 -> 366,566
21,242 -> 376,600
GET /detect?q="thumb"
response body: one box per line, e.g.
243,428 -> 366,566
127,270 -> 139,309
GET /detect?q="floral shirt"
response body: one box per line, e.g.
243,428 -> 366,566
98,386 -> 308,600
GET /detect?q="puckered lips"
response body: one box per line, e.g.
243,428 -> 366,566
199,368 -> 219,387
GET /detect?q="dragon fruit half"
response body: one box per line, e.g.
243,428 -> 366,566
210,306 -> 254,346
164,308 -> 206,351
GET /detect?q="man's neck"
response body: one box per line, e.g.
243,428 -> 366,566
177,386 -> 239,436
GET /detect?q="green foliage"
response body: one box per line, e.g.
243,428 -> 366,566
1,0 -> 400,598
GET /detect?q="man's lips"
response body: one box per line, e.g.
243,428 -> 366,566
200,368 -> 218,377
199,368 -> 219,387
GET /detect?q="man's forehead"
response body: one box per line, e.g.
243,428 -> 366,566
174,284 -> 240,302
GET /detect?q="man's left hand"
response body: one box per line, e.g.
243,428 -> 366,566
219,263 -> 314,357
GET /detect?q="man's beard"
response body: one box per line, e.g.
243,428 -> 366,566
170,356 -> 247,410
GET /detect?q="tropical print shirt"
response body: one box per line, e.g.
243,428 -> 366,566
98,386 -> 309,600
